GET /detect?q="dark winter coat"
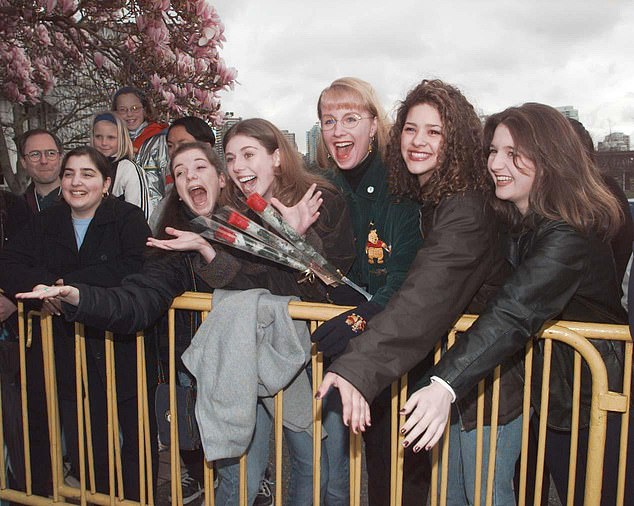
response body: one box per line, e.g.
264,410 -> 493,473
0,197 -> 151,401
65,187 -> 355,358
431,216 -> 626,430
328,153 -> 421,306
329,191 -> 515,428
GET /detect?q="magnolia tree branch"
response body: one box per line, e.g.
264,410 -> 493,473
0,0 -> 237,124
0,0 -> 237,192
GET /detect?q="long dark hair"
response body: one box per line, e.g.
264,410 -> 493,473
168,117 -> 216,147
484,103 -> 623,239
387,79 -> 489,204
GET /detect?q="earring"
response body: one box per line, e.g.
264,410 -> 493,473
327,152 -> 332,160
102,191 -> 109,198
368,136 -> 375,154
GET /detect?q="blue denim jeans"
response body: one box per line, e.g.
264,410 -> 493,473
443,410 -> 522,506
215,401 -> 327,505
322,389 -> 349,506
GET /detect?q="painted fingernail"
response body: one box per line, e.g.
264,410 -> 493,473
402,440 -> 409,448
399,409 -> 406,414
314,393 -> 321,400
400,427 -> 406,434
413,446 -> 421,453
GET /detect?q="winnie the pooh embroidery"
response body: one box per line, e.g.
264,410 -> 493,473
366,227 -> 391,264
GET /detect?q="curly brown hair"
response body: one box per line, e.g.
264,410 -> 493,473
387,79 -> 489,204
484,103 -> 623,239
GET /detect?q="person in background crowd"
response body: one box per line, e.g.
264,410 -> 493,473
567,118 -> 634,289
312,77 -> 424,506
0,189 -> 29,335
166,116 -> 216,159
112,86 -> 169,211
92,112 -> 152,219
17,128 -> 62,214
1,146 -> 154,499
149,116 -> 218,233
0,189 -> 30,495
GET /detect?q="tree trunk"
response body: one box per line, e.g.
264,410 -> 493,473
0,104 -> 29,194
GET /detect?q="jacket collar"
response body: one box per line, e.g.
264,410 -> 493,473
332,153 -> 387,202
44,197 -> 118,235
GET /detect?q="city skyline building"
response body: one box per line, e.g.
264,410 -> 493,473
556,105 -> 579,121
306,122 -> 321,165
280,129 -> 298,151
214,112 -> 242,160
598,132 -> 630,152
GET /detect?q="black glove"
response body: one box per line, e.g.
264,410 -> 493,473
311,301 -> 382,357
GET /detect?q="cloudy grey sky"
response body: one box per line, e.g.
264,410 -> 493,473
214,0 -> 634,153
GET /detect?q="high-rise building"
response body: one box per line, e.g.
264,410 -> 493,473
306,122 -> 321,166
556,106 -> 579,121
280,130 -> 298,151
598,132 -> 630,152
214,112 -> 242,160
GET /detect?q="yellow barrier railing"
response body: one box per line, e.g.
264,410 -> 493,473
0,294 -> 630,505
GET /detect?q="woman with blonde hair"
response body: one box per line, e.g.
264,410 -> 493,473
92,112 -> 152,218
312,77 -> 424,505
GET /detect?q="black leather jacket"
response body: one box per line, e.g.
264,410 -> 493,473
433,216 -> 626,430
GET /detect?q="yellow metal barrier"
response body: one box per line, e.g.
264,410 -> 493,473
0,295 -> 630,505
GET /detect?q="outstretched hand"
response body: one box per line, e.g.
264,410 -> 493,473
316,372 -> 371,434
16,284 -> 81,310
147,227 -> 216,263
400,382 -> 452,452
271,183 -> 323,236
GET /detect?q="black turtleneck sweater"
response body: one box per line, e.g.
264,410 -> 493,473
340,150 -> 376,192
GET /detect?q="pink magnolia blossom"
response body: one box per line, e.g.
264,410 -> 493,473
161,89 -> 175,108
59,0 -> 76,15
94,51 -> 105,69
4,82 -> 25,102
1,0 -> 237,124
124,36 -> 137,52
36,24 -> 52,46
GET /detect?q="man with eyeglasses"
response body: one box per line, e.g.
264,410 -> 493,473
17,128 -> 63,214
1,128 -> 63,496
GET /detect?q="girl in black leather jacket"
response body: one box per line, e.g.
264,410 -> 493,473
398,103 -> 627,505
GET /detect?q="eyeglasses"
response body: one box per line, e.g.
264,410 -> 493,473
320,113 -> 374,131
25,150 -> 60,162
116,104 -> 143,114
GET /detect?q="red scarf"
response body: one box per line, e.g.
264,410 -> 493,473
132,122 -> 168,152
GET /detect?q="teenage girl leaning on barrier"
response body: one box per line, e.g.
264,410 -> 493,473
320,102 -> 628,506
